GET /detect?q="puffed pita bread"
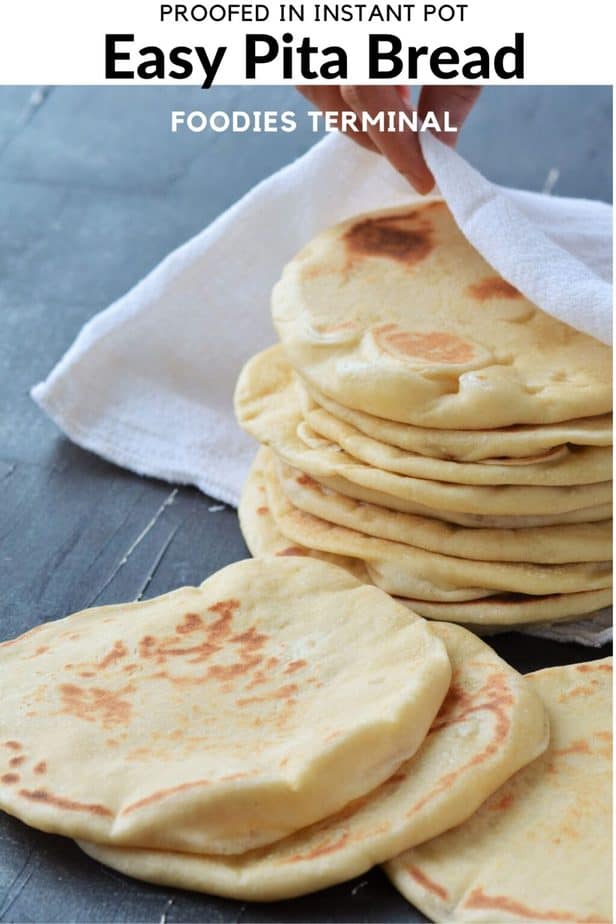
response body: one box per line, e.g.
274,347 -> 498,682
263,455 -> 611,600
299,378 -> 612,463
0,558 -> 451,855
77,623 -> 548,902
385,659 -> 612,924
235,348 -> 611,516
301,406 -> 611,485
278,458 -> 611,564
272,201 -> 611,428
241,454 -> 612,627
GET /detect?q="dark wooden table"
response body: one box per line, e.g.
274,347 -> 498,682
0,85 -> 612,923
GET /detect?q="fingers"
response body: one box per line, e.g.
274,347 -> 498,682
296,85 -> 379,154
418,86 -> 482,147
341,85 -> 434,193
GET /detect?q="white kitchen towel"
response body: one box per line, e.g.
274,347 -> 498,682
32,131 -> 613,646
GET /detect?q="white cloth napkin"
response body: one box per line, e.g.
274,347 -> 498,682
32,131 -> 612,647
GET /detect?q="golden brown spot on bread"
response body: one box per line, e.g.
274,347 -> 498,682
463,887 -> 607,921
407,672 -> 514,818
33,761 -> 47,775
236,683 -> 299,707
97,641 -> 128,671
256,505 -> 269,515
9,756 -> 25,768
345,212 -> 433,264
121,779 -> 211,816
1,773 -> 19,785
176,613 -> 204,634
490,793 -> 514,812
285,659 -> 307,674
406,865 -> 449,901
577,662 -> 612,673
26,645 -> 49,659
468,276 -> 522,301
296,473 -> 317,487
374,324 -> 476,365
553,738 -> 591,758
4,741 -> 22,750
19,788 -> 112,816
276,546 -> 309,557
58,683 -> 133,728
286,831 -> 351,862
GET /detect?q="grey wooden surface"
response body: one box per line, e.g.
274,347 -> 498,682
0,85 -> 612,924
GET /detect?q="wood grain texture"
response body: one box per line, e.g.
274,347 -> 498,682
0,84 -> 611,923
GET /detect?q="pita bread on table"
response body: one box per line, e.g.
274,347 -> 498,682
77,623 -> 548,902
263,456 -> 612,600
238,447 -> 370,582
308,469 -> 612,527
234,348 -> 611,516
272,200 -> 612,428
397,589 -> 613,627
241,458 -> 611,627
301,406 -> 611,485
299,378 -> 612,462
0,557 -> 451,855
385,658 -> 612,924
278,458 -> 612,564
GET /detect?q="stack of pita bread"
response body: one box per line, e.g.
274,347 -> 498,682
235,200 -> 612,630
1,557 -> 611,920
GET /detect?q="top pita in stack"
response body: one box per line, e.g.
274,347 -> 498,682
235,199 -> 612,629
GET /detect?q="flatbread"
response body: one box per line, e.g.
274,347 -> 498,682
238,447 -> 370,582
300,378 -> 612,462
272,200 -> 611,428
301,406 -> 611,485
385,658 -> 612,923
397,590 -> 613,627
77,623 -> 548,901
264,456 -> 612,600
278,459 -> 612,564
0,558 -> 451,855
241,461 -> 611,626
234,348 -> 611,516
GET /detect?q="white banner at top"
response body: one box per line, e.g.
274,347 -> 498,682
0,0 -> 613,85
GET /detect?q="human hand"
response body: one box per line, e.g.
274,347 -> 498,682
296,85 -> 481,194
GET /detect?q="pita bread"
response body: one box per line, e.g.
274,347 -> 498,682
0,558 -> 451,855
77,623 -> 548,901
240,461 -> 611,626
301,406 -> 611,485
238,447 -> 370,582
278,458 -> 612,564
264,456 -> 611,600
272,201 -> 611,428
397,590 -> 613,627
385,658 -> 612,923
300,378 -> 612,462
235,348 -> 611,516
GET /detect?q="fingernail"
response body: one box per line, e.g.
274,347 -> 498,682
403,172 -> 435,196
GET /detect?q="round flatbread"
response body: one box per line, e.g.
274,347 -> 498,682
234,348 -> 611,516
240,460 -> 611,626
238,447 -> 370,582
272,200 -> 611,428
0,558 -> 451,855
77,623 -> 548,902
300,378 -> 612,462
385,658 -> 612,924
301,406 -> 611,485
264,455 -> 611,600
278,458 -> 612,564
397,590 -> 613,627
